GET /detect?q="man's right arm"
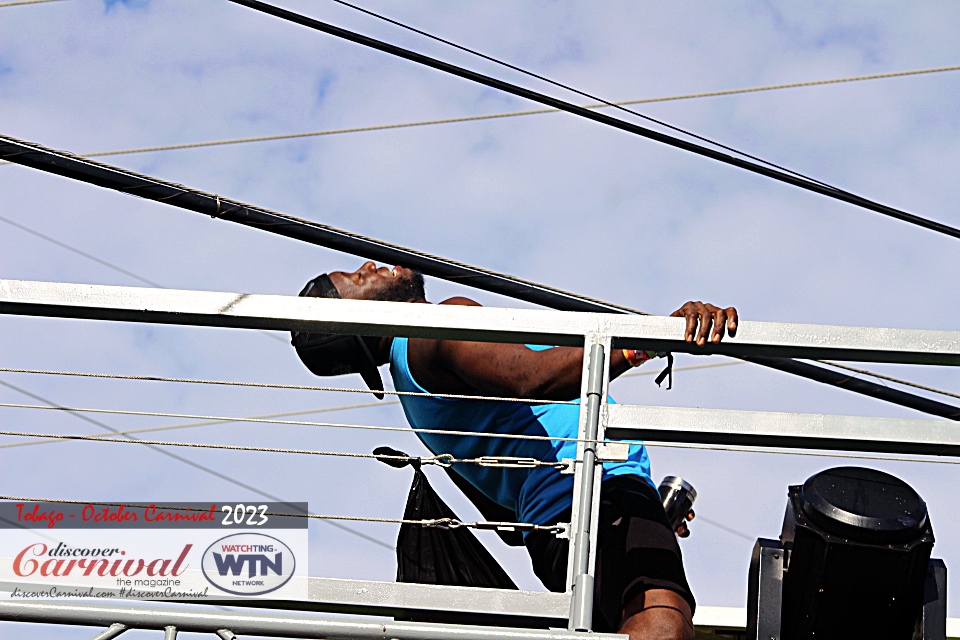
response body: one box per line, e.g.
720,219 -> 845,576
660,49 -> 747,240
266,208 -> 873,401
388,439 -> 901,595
408,297 -> 737,401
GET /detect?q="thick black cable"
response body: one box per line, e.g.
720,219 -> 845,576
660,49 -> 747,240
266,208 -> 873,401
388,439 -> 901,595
0,134 -> 633,314
742,357 -> 960,421
328,0 -> 836,191
226,0 -> 960,241
2,135 -> 958,420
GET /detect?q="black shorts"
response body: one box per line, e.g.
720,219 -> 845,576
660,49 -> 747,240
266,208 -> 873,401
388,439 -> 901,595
524,474 -> 695,632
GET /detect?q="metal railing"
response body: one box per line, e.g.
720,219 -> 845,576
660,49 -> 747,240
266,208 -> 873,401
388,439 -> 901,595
1,277 -> 959,638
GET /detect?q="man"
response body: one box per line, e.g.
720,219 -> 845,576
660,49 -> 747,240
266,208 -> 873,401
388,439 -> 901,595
292,261 -> 738,640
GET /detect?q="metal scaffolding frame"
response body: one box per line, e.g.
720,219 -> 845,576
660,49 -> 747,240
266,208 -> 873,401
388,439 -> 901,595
0,277 -> 958,638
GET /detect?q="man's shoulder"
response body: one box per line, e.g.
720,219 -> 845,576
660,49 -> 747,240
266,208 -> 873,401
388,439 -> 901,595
439,296 -> 482,307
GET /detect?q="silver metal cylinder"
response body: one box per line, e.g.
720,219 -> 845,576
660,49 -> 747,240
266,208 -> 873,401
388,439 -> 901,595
659,476 -> 697,532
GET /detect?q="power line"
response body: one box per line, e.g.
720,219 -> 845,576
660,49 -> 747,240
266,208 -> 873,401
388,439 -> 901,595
0,0 -> 65,7
0,214 -> 161,287
0,366 -> 574,405
0,426 -> 564,470
817,360 -> 960,401
696,516 -> 755,542
0,213 -> 287,344
227,0 -> 960,241
6,398 -> 956,468
0,378 -> 394,550
0,399 -> 616,444
6,347 -> 956,413
3,136 -> 958,420
3,64 -> 955,162
644,440 -> 960,467
328,0 -> 836,191
0,401 -> 394,449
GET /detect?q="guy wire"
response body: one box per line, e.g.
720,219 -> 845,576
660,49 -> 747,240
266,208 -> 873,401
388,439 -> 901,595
226,0 -> 960,241
328,0 -> 835,190
0,378 -> 394,549
0,65 -> 951,161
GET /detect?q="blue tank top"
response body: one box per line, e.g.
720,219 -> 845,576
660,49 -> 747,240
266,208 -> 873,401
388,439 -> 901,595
389,337 -> 655,526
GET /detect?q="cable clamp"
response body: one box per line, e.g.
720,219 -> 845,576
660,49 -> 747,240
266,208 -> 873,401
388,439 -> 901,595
209,194 -> 222,219
422,453 -> 455,468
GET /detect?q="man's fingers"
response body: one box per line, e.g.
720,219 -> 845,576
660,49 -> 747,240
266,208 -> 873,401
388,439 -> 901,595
727,307 -> 739,336
711,308 -> 728,343
684,307 -> 699,343
696,305 -> 713,346
686,509 -> 695,522
673,302 -> 739,344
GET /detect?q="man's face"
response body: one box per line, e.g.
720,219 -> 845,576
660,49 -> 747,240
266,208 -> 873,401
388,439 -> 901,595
328,261 -> 426,302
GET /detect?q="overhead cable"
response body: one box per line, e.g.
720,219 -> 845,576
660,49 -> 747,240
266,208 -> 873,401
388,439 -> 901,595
0,133 -> 641,314
0,400 -> 614,444
0,214 -> 161,287
741,356 -> 960,420
0,401 -> 394,449
0,426 -> 564,469
816,360 -> 960,401
2,135 -> 957,420
8,360 -> 957,409
3,408 -> 957,468
0,378 -> 393,549
2,401 -> 953,456
0,214 -> 287,344
227,0 -> 960,241
644,441 -> 960,467
328,0 -> 831,189
0,366 -> 575,405
20,194 -> 942,410
0,64 -> 951,162
0,0 -> 64,7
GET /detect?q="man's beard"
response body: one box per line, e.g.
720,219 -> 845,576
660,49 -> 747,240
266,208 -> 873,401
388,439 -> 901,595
374,270 -> 426,302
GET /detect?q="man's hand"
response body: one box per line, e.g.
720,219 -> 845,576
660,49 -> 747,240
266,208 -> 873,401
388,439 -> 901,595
676,509 -> 695,538
670,301 -> 738,346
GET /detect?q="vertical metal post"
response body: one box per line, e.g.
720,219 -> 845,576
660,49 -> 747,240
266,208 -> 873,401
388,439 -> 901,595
90,623 -> 128,640
569,342 -> 605,632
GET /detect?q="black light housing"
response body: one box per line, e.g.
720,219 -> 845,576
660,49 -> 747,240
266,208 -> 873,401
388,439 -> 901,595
748,467 -> 941,640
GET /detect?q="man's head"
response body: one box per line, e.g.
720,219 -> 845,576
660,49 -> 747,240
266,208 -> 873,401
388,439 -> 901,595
290,262 -> 426,398
326,261 -> 426,303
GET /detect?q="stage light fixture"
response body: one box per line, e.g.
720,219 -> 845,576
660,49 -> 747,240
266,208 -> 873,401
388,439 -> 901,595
747,466 -> 944,640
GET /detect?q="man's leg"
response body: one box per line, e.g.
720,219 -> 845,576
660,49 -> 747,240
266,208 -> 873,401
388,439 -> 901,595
619,588 -> 694,640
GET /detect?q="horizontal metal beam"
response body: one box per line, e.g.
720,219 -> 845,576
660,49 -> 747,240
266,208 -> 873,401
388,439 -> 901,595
607,404 -> 960,456
297,577 -> 569,622
0,600 -> 623,640
1,279 -> 959,365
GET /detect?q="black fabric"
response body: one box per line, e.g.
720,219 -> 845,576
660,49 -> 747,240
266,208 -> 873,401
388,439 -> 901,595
291,273 -> 384,398
440,465 -> 524,547
525,475 -> 695,632
375,448 -> 517,590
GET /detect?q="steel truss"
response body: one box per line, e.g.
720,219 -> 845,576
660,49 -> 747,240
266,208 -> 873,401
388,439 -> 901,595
0,278 -> 958,638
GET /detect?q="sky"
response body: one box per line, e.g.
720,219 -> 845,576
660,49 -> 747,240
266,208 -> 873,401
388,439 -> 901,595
1,0 -> 960,636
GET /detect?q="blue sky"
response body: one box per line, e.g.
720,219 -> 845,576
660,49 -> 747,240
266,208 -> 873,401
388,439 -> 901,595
1,0 -> 959,634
